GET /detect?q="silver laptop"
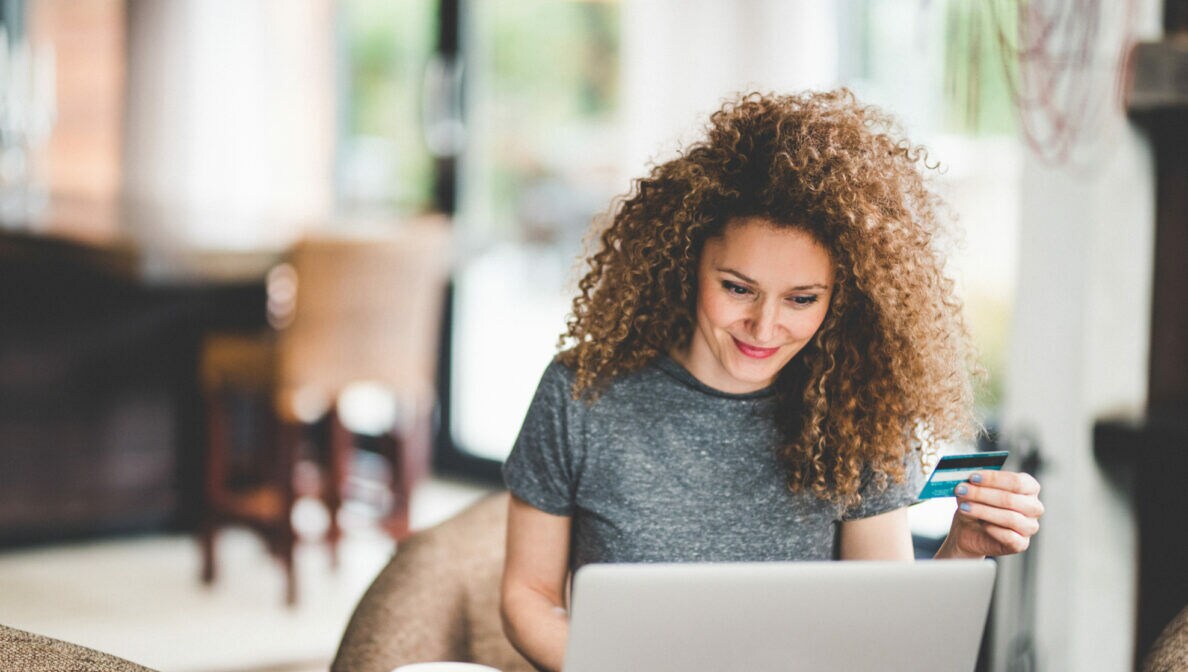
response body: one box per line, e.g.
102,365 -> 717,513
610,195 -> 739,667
564,560 -> 996,672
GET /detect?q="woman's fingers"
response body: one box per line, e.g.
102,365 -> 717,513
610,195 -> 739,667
956,498 -> 1041,538
954,482 -> 1045,519
947,469 -> 1044,558
968,469 -> 1041,496
976,521 -> 1032,555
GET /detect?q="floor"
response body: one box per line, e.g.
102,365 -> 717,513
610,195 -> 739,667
0,477 -> 496,672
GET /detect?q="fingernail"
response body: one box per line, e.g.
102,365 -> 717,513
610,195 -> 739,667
955,485 -> 968,496
960,502 -> 972,512
970,473 -> 983,484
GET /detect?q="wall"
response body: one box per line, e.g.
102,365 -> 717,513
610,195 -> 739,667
620,0 -> 838,176
122,0 -> 335,265
28,0 -> 125,202
996,1 -> 1164,667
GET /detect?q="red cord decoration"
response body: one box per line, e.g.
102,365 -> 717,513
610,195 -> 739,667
988,0 -> 1139,167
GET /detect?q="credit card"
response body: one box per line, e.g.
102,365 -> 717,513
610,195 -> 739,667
917,451 -> 1009,500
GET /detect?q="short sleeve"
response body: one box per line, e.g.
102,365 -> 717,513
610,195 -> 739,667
502,359 -> 580,516
841,451 -> 927,521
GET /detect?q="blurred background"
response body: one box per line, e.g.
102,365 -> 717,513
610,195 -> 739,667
0,0 -> 1184,670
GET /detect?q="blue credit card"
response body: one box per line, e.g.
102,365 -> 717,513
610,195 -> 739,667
917,451 -> 1009,500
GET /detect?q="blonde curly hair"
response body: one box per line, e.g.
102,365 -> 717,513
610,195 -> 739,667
558,89 -> 979,507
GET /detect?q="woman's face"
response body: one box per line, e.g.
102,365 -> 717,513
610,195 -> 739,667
674,217 -> 834,394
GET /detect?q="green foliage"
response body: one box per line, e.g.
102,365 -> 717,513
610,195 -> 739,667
476,0 -> 621,232
341,0 -> 437,210
485,0 -> 619,118
966,289 -> 1013,414
338,0 -> 619,217
943,0 -> 1017,136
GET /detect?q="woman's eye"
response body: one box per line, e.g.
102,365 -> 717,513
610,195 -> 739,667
788,295 -> 819,306
722,281 -> 751,296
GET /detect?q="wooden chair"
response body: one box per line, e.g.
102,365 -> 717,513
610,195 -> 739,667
199,330 -> 297,601
199,217 -> 453,604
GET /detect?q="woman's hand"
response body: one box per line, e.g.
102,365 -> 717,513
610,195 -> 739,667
936,470 -> 1044,559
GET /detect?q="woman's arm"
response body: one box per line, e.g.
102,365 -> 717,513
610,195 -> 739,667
838,507 -> 915,560
501,494 -> 573,672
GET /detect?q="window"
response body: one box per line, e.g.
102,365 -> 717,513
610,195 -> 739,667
449,0 -> 623,462
840,0 -> 1020,413
337,0 -> 438,215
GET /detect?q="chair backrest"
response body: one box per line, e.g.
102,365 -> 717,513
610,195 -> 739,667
276,217 -> 453,410
332,492 -> 534,672
0,623 -> 158,672
1143,604 -> 1188,672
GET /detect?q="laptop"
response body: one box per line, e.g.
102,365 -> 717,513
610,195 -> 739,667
563,560 -> 996,672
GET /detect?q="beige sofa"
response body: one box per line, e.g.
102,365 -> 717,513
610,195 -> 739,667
1143,604 -> 1188,672
0,624 -> 157,672
333,491 -> 534,672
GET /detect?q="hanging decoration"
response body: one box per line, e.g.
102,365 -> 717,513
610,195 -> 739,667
984,0 -> 1139,167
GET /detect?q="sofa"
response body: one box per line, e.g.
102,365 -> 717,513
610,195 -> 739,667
0,623 -> 157,672
332,491 -> 533,672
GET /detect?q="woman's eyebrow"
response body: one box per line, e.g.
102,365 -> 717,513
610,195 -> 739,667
718,267 -> 829,291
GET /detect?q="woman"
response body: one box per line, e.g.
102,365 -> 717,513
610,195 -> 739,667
500,90 -> 1043,671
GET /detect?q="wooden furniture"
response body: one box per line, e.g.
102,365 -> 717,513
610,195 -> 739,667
198,331 -> 300,602
0,206 -> 272,546
332,491 -> 533,672
200,218 -> 453,603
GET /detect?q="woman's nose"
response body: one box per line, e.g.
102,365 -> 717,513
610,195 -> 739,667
748,300 -> 778,343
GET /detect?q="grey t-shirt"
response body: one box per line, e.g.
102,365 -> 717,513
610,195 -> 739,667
502,355 -> 921,570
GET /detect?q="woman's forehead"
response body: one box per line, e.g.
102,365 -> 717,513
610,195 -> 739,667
702,218 -> 833,284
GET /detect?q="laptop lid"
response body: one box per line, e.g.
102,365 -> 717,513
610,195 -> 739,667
564,560 -> 996,672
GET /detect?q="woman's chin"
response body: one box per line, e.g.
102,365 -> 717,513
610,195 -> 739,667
723,359 -> 780,391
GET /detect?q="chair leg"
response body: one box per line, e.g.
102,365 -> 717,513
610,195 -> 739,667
201,388 -> 230,586
386,406 -> 435,540
281,530 -> 298,607
276,417 -> 301,606
201,519 -> 217,584
325,408 -> 353,568
381,431 -> 412,540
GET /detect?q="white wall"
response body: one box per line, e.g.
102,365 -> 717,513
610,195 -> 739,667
620,0 -> 838,177
996,1 -> 1163,667
122,0 -> 334,269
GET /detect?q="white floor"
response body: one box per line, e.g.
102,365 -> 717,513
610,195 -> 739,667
0,477 -> 496,672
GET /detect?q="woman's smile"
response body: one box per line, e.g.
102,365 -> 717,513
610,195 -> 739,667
731,336 -> 781,359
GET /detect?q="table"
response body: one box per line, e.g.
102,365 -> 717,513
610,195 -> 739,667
0,198 -> 288,544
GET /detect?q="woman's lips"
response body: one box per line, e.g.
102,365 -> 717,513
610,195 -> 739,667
732,337 -> 779,359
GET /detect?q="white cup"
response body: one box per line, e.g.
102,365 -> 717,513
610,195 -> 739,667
390,664 -> 502,672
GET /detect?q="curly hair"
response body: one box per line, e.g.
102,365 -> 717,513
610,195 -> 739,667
558,89 -> 979,508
